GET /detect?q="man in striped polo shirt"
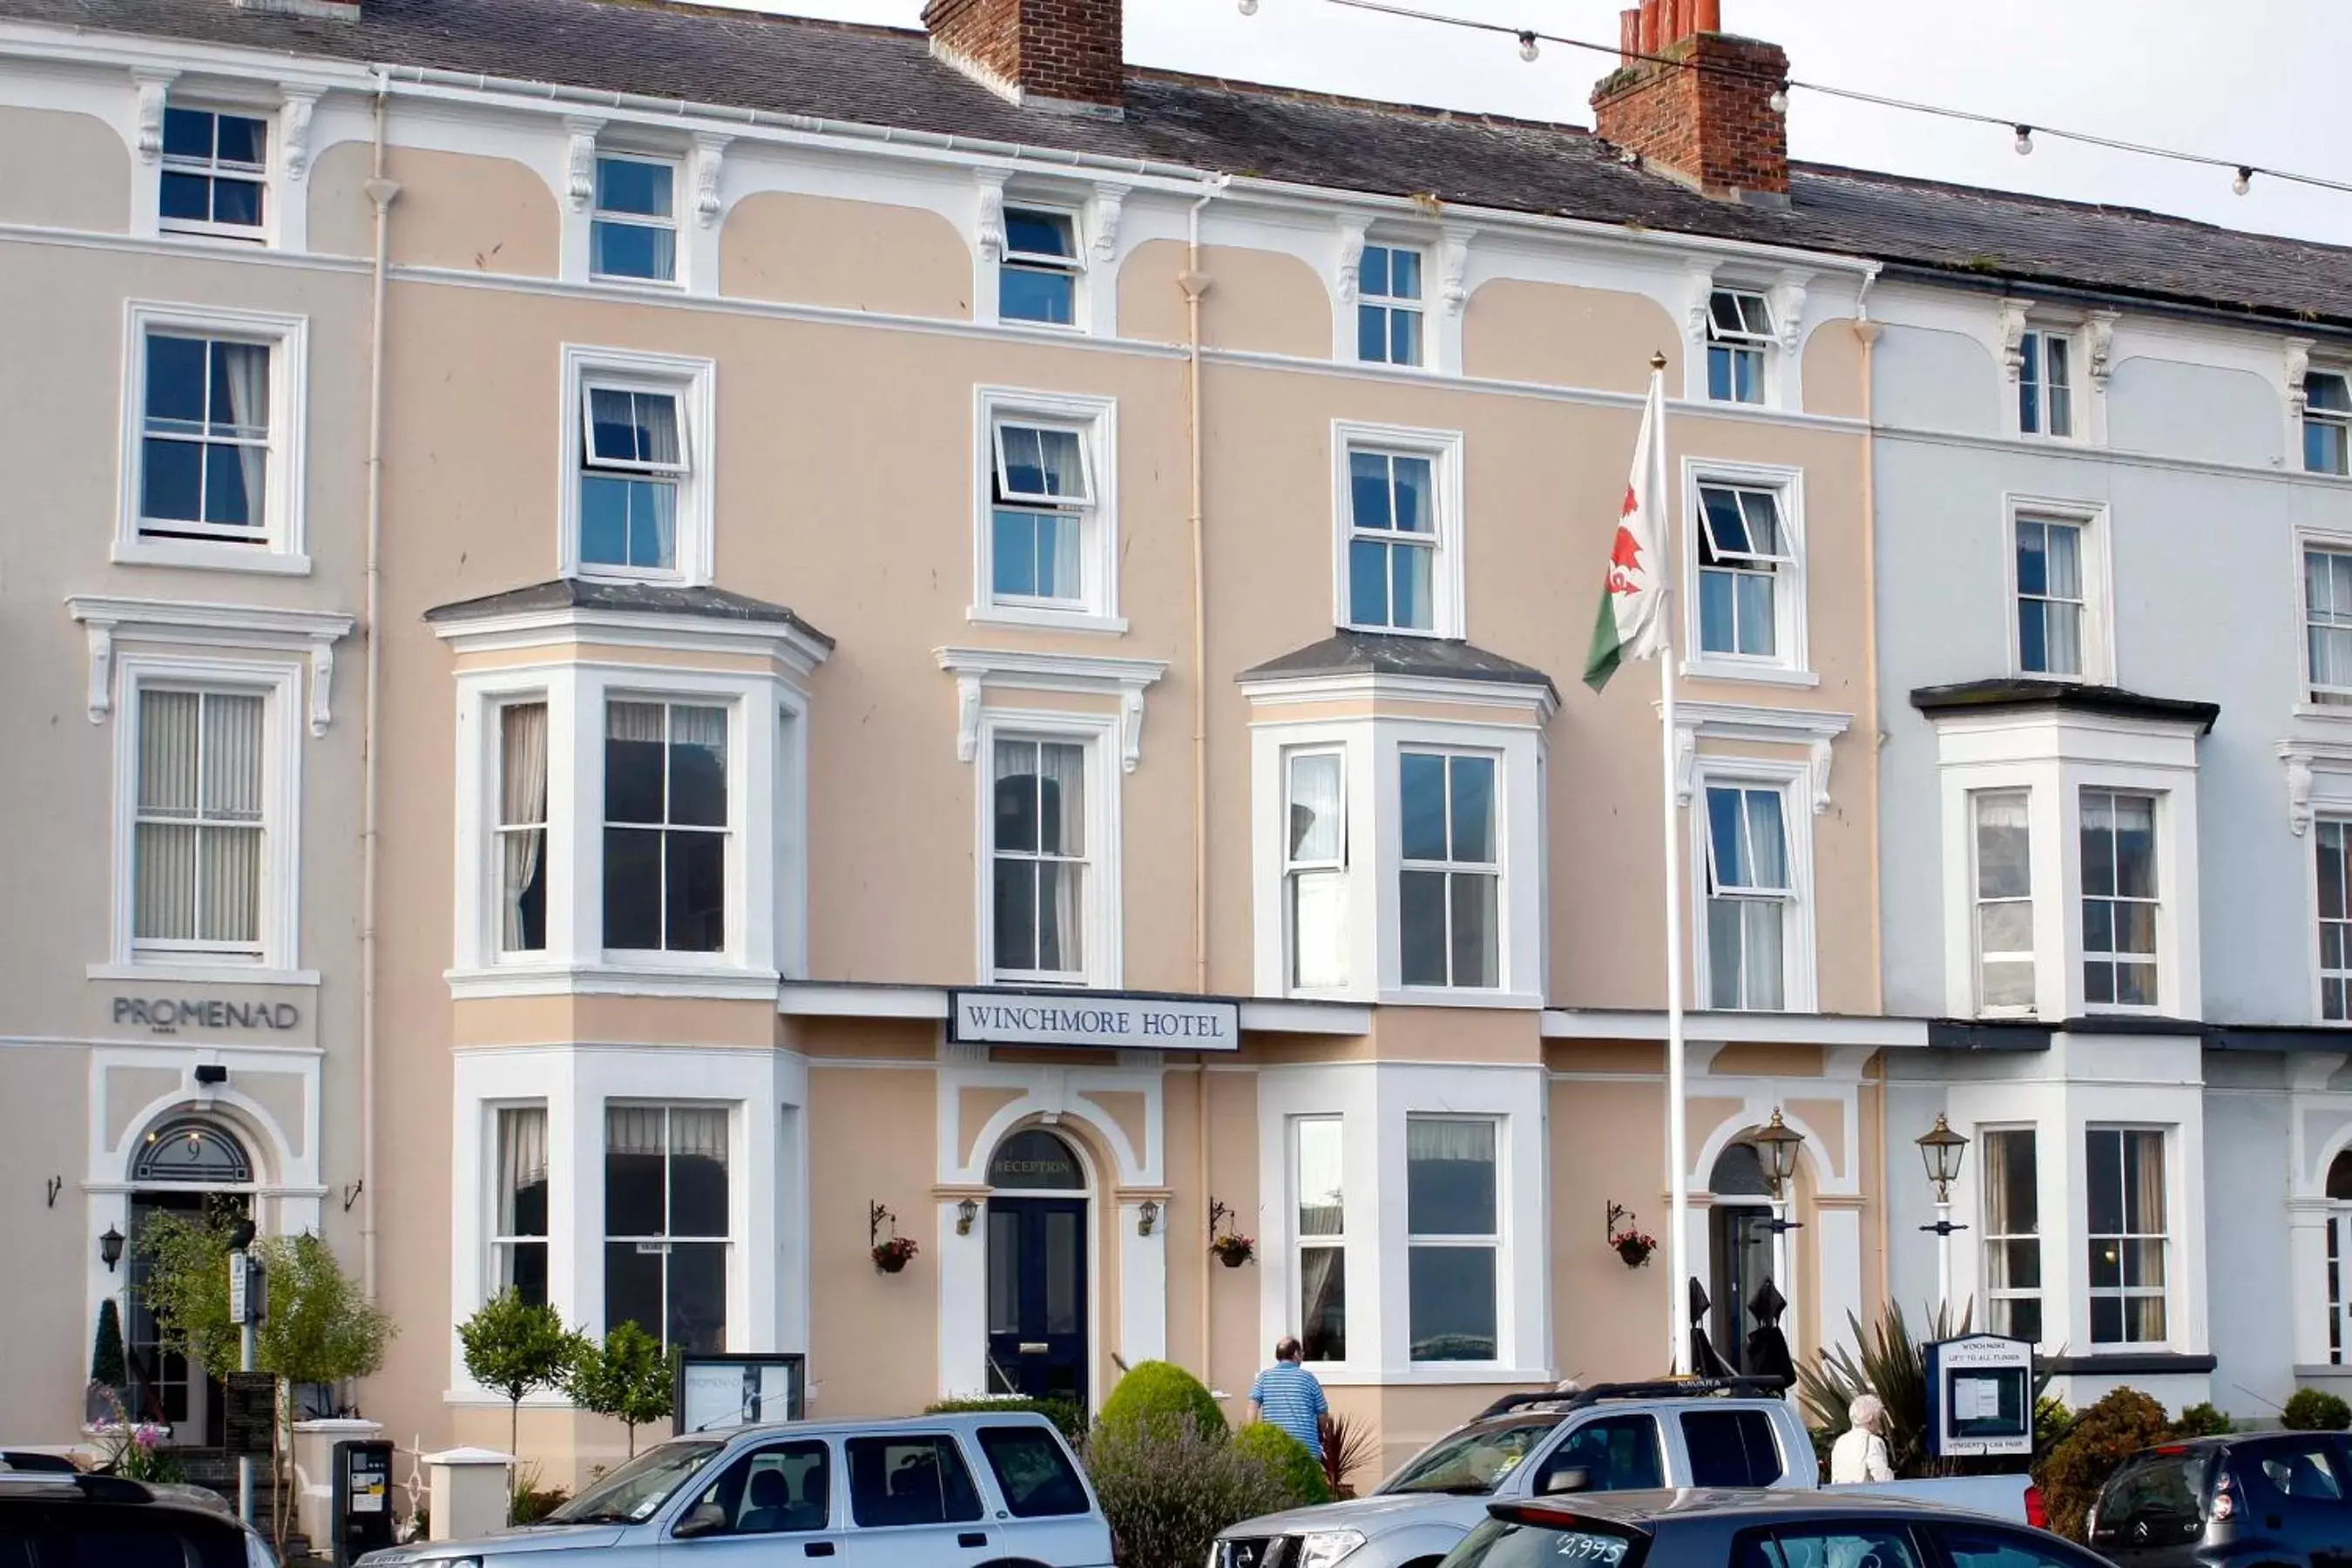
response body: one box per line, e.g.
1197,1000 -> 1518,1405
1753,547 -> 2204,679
1248,1336 -> 1329,1458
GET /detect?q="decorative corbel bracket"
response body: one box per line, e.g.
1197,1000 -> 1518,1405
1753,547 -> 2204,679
278,86 -> 321,182
1119,687 -> 1146,773
692,132 -> 730,228
2085,308 -> 2119,390
1770,270 -> 1812,355
1437,225 -> 1473,317
1671,725 -> 1698,806
132,69 -> 178,162
67,595 -> 356,733
1683,264 -> 1717,346
2288,751 -> 2316,837
975,172 -> 1008,263
2275,740 -> 2352,838
955,674 -> 983,764
936,646 -> 1170,773
1808,734 -> 1836,814
2288,338 -> 2317,416
1997,298 -> 2029,382
1335,215 -> 1369,306
82,623 -> 114,724
1091,183 -> 1130,265
1659,699 -> 1855,814
306,637 -> 336,737
564,116 -> 605,212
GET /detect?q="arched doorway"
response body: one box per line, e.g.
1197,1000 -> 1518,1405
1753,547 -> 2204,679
125,1116 -> 256,1444
984,1128 -> 1089,1409
1707,1140 -> 1781,1374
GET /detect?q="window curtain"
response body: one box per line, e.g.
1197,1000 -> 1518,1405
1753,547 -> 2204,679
135,692 -> 199,940
606,1105 -> 728,1164
219,341 -> 270,519
668,704 -> 727,754
1288,755 -> 1342,862
2127,1131 -> 2165,1233
1039,742 -> 1085,971
200,694 -> 264,943
608,700 -> 666,747
135,691 -> 262,944
1299,1248 -> 1344,1336
499,703 -> 548,950
1407,1119 -> 1495,1166
497,1106 -> 548,1234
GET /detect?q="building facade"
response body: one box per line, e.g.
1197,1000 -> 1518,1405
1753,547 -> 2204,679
0,0 -> 2347,1490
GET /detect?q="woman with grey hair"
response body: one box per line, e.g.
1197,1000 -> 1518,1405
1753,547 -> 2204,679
1828,1393 -> 1894,1483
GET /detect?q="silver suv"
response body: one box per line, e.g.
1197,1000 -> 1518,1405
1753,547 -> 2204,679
358,1411 -> 1111,1567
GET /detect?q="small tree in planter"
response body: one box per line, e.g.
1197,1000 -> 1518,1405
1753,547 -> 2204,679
565,1321 -> 677,1457
88,1299 -> 129,1423
457,1291 -> 585,1469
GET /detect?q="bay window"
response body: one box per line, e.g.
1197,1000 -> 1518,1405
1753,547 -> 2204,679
2080,789 -> 2159,1009
1972,791 -> 2035,1014
1399,751 -> 1498,990
605,1104 -> 730,1352
1285,751 -> 1348,991
1406,1118 -> 1498,1362
2321,820 -> 2352,1022
1294,1118 -> 1347,1362
2086,1127 -> 2167,1346
1703,783 -> 1790,1011
497,702 -> 550,956
495,1105 -> 550,1307
604,700 -> 730,955
991,737 -> 1090,983
1981,1127 -> 2041,1343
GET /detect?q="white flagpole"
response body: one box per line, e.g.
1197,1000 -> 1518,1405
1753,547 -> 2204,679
1651,353 -> 1691,1377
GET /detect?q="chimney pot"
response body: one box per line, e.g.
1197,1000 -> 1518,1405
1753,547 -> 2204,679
1693,0 -> 1720,30
1619,7 -> 1639,63
1638,0 -> 1659,52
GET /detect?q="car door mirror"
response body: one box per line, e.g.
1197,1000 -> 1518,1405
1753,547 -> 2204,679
1543,1467 -> 1593,1497
673,1503 -> 730,1539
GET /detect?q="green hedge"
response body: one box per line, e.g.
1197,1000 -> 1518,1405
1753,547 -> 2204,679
924,1396 -> 1086,1443
2284,1389 -> 2352,1431
1098,1362 -> 1227,1442
1233,1422 -> 1329,1508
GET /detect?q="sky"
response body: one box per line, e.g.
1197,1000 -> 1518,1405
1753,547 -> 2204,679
711,0 -> 2352,248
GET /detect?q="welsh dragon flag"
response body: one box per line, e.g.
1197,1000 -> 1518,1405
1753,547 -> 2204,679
1581,371 -> 1669,692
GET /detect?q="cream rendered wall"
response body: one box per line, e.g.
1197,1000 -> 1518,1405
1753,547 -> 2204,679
0,106 -> 126,231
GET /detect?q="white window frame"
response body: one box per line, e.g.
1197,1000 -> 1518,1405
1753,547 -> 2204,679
601,1098 -> 734,1348
2308,370 -> 2352,477
1332,421 -> 1466,641
972,709 -> 1122,990
157,98 -> 272,246
1979,1125 -> 2043,1345
2078,786 -> 2163,1014
490,1101 -> 551,1305
1282,747 -> 1350,995
1680,459 -> 1808,684
117,302 -> 310,575
599,694 -> 740,964
1970,788 -> 2038,1017
998,202 -> 1085,330
588,150 -> 682,287
1356,241 -> 1428,369
491,698 -> 551,960
1290,1114 -> 1348,1363
558,345 -> 716,586
1402,1113 -> 1504,1368
2318,817 -> 2352,1024
1396,747 -> 1504,994
2085,1124 -> 2170,1348
2300,532 -> 2352,712
970,388 -> 1124,633
1687,760 -> 1815,1013
2004,497 -> 2112,685
2017,327 -> 2078,440
106,654 -> 304,977
1704,287 -> 1774,406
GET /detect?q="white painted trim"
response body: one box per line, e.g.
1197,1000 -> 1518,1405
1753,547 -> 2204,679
935,646 -> 1166,774
1659,699 -> 1851,815
86,962 -> 320,987
556,343 -> 718,586
67,595 -> 351,733
1540,1010 -> 1928,1046
970,707 -> 1125,990
429,605 -> 831,676
969,386 -> 1125,630
1237,667 -> 1556,722
116,301 -> 312,572
1330,419 -> 1468,640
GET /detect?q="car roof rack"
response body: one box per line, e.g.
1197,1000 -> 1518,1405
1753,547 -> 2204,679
1474,1375 -> 1790,1421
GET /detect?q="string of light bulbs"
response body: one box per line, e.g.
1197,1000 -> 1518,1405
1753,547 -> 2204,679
1232,0 -> 2352,203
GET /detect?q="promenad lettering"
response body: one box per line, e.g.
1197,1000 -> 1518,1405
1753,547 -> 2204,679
113,997 -> 301,1034
963,1002 -> 1229,1041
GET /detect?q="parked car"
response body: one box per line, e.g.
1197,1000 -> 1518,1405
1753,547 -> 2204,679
1213,1379 -> 2041,1568
356,1410 -> 1111,1567
1429,1489 -> 2105,1568
2091,1430 -> 2352,1568
0,1465 -> 276,1566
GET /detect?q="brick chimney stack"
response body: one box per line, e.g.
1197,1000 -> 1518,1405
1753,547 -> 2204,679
1592,0 -> 1788,202
923,0 -> 1126,117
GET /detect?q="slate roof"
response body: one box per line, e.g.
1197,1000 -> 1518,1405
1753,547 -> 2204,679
10,0 -> 2352,330
425,576 -> 835,647
1240,630 -> 1555,693
1908,677 -> 2218,734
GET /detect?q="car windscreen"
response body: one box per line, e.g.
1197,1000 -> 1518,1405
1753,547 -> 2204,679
1444,1513 -> 1648,1568
1379,1417 -> 1562,1496
547,1439 -> 727,1524
2092,1450 -> 2214,1545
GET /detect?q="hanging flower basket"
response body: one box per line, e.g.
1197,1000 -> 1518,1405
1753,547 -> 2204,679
872,1235 -> 919,1274
1210,1233 -> 1255,1268
1611,1229 -> 1658,1269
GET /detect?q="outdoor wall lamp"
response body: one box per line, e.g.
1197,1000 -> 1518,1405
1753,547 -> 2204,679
956,1198 -> 979,1237
98,1225 -> 124,1273
1138,1200 -> 1160,1238
1753,1109 -> 1806,1199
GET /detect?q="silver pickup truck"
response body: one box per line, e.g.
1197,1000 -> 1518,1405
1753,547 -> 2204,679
1212,1379 -> 2038,1568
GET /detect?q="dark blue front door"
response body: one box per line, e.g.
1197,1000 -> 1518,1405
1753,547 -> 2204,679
987,1197 -> 1088,1410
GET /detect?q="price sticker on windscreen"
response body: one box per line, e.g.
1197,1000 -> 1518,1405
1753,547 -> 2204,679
1550,1532 -> 1632,1564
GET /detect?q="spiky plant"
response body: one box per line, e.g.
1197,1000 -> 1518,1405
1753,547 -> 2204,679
1794,1301 -> 1970,1478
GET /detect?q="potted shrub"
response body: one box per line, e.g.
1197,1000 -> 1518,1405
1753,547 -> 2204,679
1210,1233 -> 1254,1268
1611,1227 -> 1658,1268
872,1235 -> 919,1274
